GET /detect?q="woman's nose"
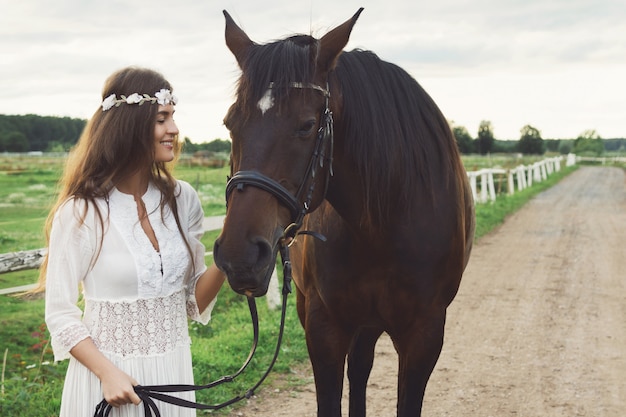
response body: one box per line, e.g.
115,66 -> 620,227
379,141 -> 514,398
168,120 -> 179,135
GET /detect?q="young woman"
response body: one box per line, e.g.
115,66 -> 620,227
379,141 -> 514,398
38,66 -> 226,416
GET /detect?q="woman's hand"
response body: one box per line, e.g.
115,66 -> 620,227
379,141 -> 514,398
69,338 -> 142,407
100,366 -> 142,407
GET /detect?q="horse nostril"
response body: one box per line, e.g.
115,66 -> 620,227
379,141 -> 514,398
252,237 -> 273,268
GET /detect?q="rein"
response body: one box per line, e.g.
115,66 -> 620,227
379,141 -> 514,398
93,244 -> 293,417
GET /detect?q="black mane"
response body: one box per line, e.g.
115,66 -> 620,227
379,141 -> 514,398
333,49 -> 460,217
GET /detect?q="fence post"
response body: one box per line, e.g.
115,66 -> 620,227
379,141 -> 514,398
546,159 -> 554,176
487,170 -> 496,202
507,170 -> 515,195
480,170 -> 489,203
566,153 -> 577,166
516,165 -> 526,191
532,163 -> 540,183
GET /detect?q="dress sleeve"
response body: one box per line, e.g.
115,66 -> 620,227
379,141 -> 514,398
178,181 -> 216,324
45,199 -> 97,361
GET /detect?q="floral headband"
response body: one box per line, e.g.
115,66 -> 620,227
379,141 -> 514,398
101,88 -> 178,111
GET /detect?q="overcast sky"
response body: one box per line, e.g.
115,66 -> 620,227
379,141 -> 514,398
1,0 -> 624,142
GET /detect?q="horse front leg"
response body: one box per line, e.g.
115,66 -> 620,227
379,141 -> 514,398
347,327 -> 384,417
392,311 -> 446,417
304,295 -> 354,417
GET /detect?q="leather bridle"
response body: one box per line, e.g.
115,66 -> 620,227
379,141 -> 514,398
226,82 -> 334,241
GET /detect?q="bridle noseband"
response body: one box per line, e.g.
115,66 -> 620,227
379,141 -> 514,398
226,82 -> 334,241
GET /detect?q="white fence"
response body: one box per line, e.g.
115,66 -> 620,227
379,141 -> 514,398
576,156 -> 626,165
466,154 -> 576,204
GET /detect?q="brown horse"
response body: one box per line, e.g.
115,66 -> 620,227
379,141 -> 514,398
214,8 -> 475,417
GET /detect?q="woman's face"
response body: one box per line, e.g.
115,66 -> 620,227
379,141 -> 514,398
153,104 -> 179,162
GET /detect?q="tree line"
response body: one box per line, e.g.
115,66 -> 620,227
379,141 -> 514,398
0,114 -> 230,154
1,114 -> 623,156
451,120 -> 624,156
0,114 -> 86,152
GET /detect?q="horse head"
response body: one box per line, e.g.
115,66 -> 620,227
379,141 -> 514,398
213,9 -> 363,297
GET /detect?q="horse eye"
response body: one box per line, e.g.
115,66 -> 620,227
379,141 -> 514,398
297,120 -> 317,138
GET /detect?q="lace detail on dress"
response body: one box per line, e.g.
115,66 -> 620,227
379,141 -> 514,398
84,290 -> 190,358
108,183 -> 191,298
186,297 -> 200,321
51,323 -> 91,360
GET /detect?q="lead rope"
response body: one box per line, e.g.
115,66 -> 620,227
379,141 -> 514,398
93,243 -> 293,417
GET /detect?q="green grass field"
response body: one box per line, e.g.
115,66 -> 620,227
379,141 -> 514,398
0,153 -> 577,416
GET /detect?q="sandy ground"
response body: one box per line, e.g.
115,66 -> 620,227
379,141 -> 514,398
226,166 -> 626,417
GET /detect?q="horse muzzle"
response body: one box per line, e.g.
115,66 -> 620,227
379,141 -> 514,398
213,234 -> 279,297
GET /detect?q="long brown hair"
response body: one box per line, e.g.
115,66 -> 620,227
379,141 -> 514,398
34,66 -> 186,291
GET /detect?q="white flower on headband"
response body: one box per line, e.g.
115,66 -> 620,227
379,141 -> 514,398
102,94 -> 117,111
101,89 -> 178,111
126,93 -> 143,104
155,89 -> 178,106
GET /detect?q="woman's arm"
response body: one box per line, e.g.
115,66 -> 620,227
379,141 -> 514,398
194,263 -> 226,313
177,180 -> 227,316
70,338 -> 141,407
46,200 -> 140,407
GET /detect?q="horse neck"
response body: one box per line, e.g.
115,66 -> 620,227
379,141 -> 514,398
324,153 -> 388,239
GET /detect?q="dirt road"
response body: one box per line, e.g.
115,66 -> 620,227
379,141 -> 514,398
229,166 -> 626,417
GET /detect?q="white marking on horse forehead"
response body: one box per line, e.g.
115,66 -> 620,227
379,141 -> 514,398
257,88 -> 275,115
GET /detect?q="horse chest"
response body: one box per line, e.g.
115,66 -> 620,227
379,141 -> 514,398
313,267 -> 426,326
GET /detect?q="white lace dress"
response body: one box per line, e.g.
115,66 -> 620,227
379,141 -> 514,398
45,180 -> 216,417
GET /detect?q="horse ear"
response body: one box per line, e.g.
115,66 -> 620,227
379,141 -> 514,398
317,8 -> 364,73
224,10 -> 254,68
